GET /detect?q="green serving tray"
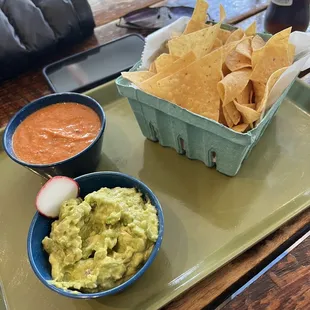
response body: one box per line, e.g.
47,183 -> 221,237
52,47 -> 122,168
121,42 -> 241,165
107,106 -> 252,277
0,79 -> 310,310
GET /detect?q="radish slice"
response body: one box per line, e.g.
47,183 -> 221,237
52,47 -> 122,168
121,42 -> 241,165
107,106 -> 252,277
36,176 -> 79,218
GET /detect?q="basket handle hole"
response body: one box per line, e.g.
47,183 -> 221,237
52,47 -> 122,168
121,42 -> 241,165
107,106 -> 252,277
149,123 -> 159,142
211,151 -> 217,163
178,137 -> 186,155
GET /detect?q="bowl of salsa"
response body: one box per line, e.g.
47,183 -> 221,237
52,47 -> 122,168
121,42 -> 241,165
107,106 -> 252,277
3,92 -> 105,178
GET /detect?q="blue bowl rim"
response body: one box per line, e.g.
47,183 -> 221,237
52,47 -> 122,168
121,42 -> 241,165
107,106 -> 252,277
27,171 -> 164,299
2,92 -> 106,168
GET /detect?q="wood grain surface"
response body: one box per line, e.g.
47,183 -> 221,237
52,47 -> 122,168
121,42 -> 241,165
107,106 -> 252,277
90,0 -> 269,26
222,233 -> 310,310
89,0 -> 162,26
163,209 -> 310,310
166,0 -> 268,23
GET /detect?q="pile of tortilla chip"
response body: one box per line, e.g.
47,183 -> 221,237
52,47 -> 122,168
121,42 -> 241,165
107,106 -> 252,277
122,0 -> 294,133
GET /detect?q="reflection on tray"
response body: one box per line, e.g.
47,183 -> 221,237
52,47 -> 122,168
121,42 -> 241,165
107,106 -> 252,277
138,139 -> 252,230
0,284 -> 7,310
97,153 -> 121,172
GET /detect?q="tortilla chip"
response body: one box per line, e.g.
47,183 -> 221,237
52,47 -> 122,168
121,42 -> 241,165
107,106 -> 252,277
184,20 -> 206,34
171,31 -> 182,39
236,38 -> 252,59
234,100 -> 260,124
191,0 -> 209,23
220,4 -> 226,22
222,62 -> 230,76
250,27 -> 291,83
218,68 -> 252,106
257,67 -> 287,113
223,102 -> 241,125
121,71 -> 155,86
251,35 -> 266,69
251,48 -> 264,70
226,28 -> 244,44
222,105 -> 234,128
252,81 -> 265,107
235,81 -> 252,105
221,40 -> 242,61
149,62 -> 157,73
183,0 -> 209,34
154,54 -> 179,72
168,23 -> 221,58
141,52 -> 196,95
251,35 -> 265,51
243,103 -> 256,109
250,90 -> 254,103
232,123 -> 249,133
156,48 -> 223,121
245,21 -> 256,36
225,49 -> 252,71
288,43 -> 295,65
219,101 -> 227,125
218,28 -> 232,44
212,38 -> 223,50
271,26 -> 292,43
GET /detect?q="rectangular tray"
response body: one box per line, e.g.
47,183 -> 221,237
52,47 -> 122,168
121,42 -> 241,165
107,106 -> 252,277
1,79 -> 310,310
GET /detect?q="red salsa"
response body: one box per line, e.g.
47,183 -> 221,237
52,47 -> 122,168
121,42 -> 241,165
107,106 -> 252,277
13,103 -> 101,164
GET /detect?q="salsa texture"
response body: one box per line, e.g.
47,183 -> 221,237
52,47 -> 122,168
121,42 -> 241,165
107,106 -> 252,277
13,102 -> 101,164
42,187 -> 159,292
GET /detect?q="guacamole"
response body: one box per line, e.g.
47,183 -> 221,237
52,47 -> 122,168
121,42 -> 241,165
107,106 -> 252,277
42,187 -> 159,292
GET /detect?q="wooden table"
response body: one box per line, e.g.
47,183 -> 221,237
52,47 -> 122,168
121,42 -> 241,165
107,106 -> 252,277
0,1 -> 309,309
221,231 -> 310,310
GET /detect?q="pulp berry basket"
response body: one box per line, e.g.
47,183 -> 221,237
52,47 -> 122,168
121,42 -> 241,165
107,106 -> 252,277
115,28 -> 295,176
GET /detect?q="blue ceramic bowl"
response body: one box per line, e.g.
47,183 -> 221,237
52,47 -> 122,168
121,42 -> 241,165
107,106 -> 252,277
27,172 -> 164,299
2,92 -> 105,178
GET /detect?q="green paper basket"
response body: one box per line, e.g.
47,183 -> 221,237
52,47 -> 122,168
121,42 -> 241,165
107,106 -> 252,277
115,27 -> 295,176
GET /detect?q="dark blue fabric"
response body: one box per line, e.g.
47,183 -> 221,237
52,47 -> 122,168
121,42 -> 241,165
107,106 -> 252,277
0,0 -> 95,82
